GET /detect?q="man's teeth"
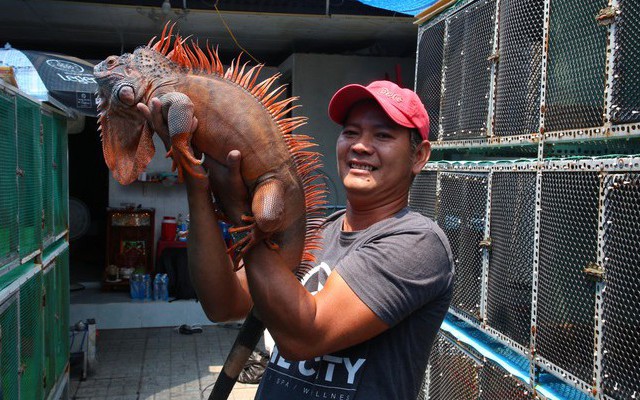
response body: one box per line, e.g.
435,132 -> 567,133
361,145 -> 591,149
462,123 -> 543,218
350,163 -> 373,171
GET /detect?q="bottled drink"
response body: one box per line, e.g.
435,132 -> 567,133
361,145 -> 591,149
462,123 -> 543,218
130,274 -> 143,300
142,274 -> 152,300
176,213 -> 188,242
153,274 -> 161,301
161,273 -> 169,301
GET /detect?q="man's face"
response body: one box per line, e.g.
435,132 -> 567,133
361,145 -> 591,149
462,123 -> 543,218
336,100 -> 429,206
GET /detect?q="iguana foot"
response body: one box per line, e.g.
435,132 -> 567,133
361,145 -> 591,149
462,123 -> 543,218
166,131 -> 206,182
226,215 -> 279,270
227,215 -> 256,270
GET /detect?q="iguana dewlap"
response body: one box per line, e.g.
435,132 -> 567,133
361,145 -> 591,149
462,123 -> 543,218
93,25 -> 325,268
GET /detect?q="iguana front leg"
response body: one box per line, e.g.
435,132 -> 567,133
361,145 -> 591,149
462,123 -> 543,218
227,178 -> 286,268
158,92 -> 205,181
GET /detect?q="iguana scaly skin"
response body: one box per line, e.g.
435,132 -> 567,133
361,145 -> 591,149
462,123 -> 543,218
94,24 -> 326,399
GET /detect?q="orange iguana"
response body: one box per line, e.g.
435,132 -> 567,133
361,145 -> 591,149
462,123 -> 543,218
94,24 -> 326,399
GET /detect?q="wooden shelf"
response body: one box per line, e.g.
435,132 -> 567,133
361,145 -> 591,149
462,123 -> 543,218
103,207 -> 155,291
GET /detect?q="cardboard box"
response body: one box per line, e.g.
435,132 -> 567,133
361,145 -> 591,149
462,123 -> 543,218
0,66 -> 18,87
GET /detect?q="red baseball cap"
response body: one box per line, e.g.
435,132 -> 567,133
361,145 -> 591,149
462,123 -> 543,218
328,80 -> 430,140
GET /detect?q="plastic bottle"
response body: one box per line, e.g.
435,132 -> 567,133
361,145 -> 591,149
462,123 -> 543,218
153,274 -> 161,301
142,274 -> 152,300
129,274 -> 137,300
130,274 -> 142,300
161,273 -> 170,301
176,213 -> 188,242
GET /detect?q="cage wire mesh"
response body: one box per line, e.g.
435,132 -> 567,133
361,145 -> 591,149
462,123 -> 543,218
440,0 -> 496,140
545,0 -> 608,132
536,171 -> 599,385
416,21 -> 446,142
437,172 -> 488,321
17,97 -> 43,259
20,269 -> 44,400
537,371 -> 595,400
1,300 -> 19,400
410,170 -> 438,220
42,114 -> 55,242
0,92 -> 18,265
56,248 -> 70,377
43,265 -> 56,394
478,358 -> 532,399
486,172 -> 536,349
611,0 -> 640,124
425,335 -> 480,399
53,115 -> 68,235
601,173 -> 640,399
493,0 -> 543,137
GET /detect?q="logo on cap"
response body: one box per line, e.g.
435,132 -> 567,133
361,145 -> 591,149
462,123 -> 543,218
378,87 -> 403,103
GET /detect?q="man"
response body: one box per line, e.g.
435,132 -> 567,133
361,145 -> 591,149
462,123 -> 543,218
141,80 -> 454,399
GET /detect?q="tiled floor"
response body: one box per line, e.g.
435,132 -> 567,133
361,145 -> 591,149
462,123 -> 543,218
69,324 -> 260,400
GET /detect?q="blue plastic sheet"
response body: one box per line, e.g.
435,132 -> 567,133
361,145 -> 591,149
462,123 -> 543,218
357,0 -> 440,16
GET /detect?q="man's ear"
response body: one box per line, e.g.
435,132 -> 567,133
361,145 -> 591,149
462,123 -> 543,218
412,140 -> 431,175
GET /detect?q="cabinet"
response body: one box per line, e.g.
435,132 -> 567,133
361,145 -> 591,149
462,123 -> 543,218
103,208 -> 155,290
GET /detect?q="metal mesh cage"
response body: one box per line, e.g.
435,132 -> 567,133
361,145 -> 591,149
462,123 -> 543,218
20,269 -> 44,400
478,359 -> 532,399
601,173 -> 640,399
55,248 -> 70,377
410,170 -> 438,220
536,171 -> 599,384
53,115 -> 68,235
43,265 -> 55,395
17,96 -> 43,259
486,172 -> 536,349
611,0 -> 640,124
437,172 -> 488,321
426,335 -> 480,399
416,21 -> 445,142
545,0 -> 608,132
0,91 -> 18,265
537,371 -> 594,400
440,0 -> 497,140
1,299 -> 19,400
493,0 -> 543,137
42,114 -> 55,242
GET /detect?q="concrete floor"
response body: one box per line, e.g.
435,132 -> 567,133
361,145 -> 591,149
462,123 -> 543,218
68,324 -> 260,400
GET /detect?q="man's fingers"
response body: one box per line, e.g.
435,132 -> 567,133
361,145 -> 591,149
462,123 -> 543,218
190,116 -> 199,134
136,102 -> 151,121
227,150 -> 241,171
148,98 -> 165,130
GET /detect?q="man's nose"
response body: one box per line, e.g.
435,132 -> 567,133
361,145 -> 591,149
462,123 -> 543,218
351,136 -> 373,154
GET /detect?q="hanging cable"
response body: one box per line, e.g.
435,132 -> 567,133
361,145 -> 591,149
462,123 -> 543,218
213,1 -> 261,64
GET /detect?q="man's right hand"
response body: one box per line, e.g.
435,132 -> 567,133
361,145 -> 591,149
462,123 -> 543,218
137,97 -> 198,153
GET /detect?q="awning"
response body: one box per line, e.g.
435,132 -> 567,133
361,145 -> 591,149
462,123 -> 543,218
0,44 -> 98,118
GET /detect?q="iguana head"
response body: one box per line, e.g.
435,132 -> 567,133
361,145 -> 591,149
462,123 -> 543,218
94,48 -> 172,185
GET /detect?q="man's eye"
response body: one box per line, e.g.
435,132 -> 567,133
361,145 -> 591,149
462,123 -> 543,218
341,130 -> 357,137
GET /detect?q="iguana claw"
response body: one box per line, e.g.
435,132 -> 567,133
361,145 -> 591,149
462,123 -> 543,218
226,215 -> 279,270
166,131 -> 207,182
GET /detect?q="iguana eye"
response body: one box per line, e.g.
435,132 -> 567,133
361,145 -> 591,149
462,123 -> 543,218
106,57 -> 117,67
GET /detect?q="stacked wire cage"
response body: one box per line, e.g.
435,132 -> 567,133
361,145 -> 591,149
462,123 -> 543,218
411,0 -> 640,399
0,81 -> 70,399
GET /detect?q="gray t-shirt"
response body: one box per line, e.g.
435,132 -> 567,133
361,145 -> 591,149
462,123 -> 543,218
255,208 -> 454,400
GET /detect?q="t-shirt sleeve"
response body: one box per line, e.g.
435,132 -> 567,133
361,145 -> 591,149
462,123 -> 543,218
335,226 -> 453,326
